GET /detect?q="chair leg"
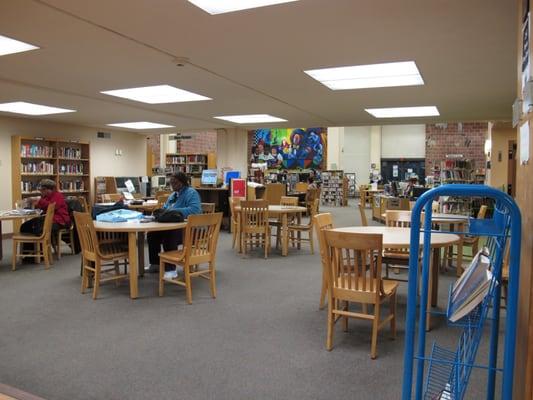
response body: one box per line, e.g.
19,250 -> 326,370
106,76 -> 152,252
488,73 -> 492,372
209,261 -> 217,299
309,229 -> 314,255
12,240 -> 17,271
43,241 -> 50,269
370,302 -> 381,359
158,259 -> 165,296
56,232 -> 61,259
114,260 -> 120,287
319,274 -> 327,310
92,260 -> 101,300
326,299 -> 334,351
81,260 -> 88,294
184,265 -> 193,304
343,301 -> 349,332
390,293 -> 397,339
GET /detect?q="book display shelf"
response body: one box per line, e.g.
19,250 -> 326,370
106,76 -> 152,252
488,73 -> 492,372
12,136 -> 91,206
165,153 -> 216,177
320,170 -> 344,206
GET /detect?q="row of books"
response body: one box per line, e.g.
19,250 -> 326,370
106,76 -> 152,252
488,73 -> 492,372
441,169 -> 471,181
57,147 -> 82,159
20,144 -> 54,158
20,181 -> 40,193
21,161 -> 54,174
441,159 -> 473,170
59,180 -> 85,191
59,163 -> 84,174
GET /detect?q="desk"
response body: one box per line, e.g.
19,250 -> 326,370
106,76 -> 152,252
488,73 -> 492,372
330,226 -> 460,329
0,212 -> 41,260
94,220 -> 187,299
235,205 -> 307,256
196,187 -> 230,229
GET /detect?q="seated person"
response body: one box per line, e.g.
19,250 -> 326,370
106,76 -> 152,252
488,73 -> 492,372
20,179 -> 71,258
147,172 -> 202,272
305,176 -> 319,203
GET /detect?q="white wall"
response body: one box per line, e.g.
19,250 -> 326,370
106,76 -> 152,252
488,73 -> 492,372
216,128 -> 248,177
381,124 -> 426,158
0,115 -> 147,233
342,126 -> 372,185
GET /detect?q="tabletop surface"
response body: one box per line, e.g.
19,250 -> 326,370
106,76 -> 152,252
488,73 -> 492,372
330,226 -> 460,248
0,210 -> 41,221
94,220 -> 187,232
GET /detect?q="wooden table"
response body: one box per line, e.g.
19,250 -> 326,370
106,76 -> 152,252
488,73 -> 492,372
95,202 -> 159,213
0,211 -> 41,260
330,226 -> 460,329
235,205 -> 307,256
94,220 -> 187,299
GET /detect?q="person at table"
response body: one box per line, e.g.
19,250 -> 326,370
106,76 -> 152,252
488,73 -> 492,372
147,172 -> 202,272
305,176 -> 319,203
20,179 -> 71,258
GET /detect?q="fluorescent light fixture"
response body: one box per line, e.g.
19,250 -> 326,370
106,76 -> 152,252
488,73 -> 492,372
304,61 -> 424,90
107,122 -> 175,129
214,114 -> 287,124
365,106 -> 439,118
101,84 -> 211,104
0,101 -> 75,115
0,34 -> 38,56
188,0 -> 299,15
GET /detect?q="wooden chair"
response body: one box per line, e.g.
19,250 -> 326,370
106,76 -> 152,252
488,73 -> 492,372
159,213 -> 222,304
287,198 -> 319,254
280,196 -> 298,206
201,202 -> 216,214
295,182 -> 309,192
302,187 -> 319,213
74,212 -> 129,300
156,193 -> 170,208
78,196 -> 91,214
383,210 -> 414,280
54,223 -> 75,259
358,203 -> 368,227
313,212 -> 334,310
461,205 -> 488,258
12,204 -> 56,270
229,197 -> 244,249
324,230 -> 398,358
240,200 -> 270,259
102,193 -> 123,202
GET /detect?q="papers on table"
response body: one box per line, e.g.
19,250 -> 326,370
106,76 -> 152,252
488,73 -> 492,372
449,248 -> 493,322
0,209 -> 41,217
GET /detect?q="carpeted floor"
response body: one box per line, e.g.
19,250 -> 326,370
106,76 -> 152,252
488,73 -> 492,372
0,202 -> 503,400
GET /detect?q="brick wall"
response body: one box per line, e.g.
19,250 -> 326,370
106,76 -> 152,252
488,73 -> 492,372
179,131 -> 217,153
146,134 -> 160,167
425,122 -> 487,172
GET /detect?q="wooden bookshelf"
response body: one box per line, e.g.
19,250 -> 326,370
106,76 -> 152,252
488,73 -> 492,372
12,136 -> 91,208
320,170 -> 345,206
165,152 -> 216,177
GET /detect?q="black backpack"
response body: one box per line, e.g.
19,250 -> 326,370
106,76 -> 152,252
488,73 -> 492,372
153,208 -> 184,223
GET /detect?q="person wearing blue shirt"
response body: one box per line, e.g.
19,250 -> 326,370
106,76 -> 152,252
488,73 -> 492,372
147,172 -> 202,272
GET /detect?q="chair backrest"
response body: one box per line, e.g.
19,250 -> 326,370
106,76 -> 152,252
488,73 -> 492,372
73,211 -> 99,262
280,196 -> 298,206
295,182 -> 308,192
240,200 -> 269,232
102,193 -> 122,202
358,203 -> 368,226
157,193 -> 170,208
385,210 -> 412,228
313,212 -> 334,271
40,203 -> 56,241
78,196 -> 90,213
265,183 -> 286,205
183,212 -> 223,265
306,187 -> 319,202
477,205 -> 488,219
201,202 -> 216,214
324,230 -> 384,302
229,197 -> 244,220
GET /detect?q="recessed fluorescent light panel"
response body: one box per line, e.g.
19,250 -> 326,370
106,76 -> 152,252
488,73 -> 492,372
107,122 -> 175,129
0,34 -> 38,56
0,101 -> 75,115
101,84 -> 211,104
214,114 -> 287,124
365,106 -> 440,118
304,61 -> 424,90
188,0 -> 299,15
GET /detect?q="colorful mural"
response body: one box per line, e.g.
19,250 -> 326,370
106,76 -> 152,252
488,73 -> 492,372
249,127 -> 327,169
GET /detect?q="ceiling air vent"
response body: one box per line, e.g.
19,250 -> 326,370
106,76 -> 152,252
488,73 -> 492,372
97,132 -> 111,139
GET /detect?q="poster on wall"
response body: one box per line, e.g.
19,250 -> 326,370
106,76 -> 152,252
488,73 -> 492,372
249,127 -> 327,169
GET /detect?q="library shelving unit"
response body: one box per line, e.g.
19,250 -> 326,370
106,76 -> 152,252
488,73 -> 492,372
344,172 -> 357,198
440,158 -> 474,184
165,153 -> 216,177
12,136 -> 91,207
320,170 -> 344,206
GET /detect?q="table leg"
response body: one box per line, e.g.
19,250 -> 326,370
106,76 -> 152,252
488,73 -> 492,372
137,232 -> 145,277
426,248 -> 440,331
128,232 -> 139,299
456,223 -> 464,276
0,221 -> 3,260
282,213 -> 288,256
296,212 -> 301,250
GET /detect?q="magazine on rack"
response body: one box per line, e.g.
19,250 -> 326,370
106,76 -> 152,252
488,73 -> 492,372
449,248 -> 493,323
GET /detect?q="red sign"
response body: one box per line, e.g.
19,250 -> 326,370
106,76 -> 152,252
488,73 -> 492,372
231,179 -> 246,198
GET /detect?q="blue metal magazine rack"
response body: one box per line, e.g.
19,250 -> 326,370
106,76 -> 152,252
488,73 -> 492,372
401,185 -> 522,400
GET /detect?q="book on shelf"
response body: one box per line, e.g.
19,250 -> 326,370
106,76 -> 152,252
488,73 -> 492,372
448,248 -> 493,322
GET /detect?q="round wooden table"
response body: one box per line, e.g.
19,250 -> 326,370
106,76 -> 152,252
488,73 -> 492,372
330,226 -> 460,330
235,205 -> 307,256
94,220 -> 187,299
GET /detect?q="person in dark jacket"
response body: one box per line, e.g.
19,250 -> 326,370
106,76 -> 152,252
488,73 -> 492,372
147,172 -> 201,272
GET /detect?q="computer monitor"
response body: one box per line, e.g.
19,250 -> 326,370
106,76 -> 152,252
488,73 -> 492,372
201,169 -> 218,186
412,186 -> 430,199
223,170 -> 241,186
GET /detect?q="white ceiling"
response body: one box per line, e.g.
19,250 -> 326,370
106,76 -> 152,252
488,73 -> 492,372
0,0 -> 518,133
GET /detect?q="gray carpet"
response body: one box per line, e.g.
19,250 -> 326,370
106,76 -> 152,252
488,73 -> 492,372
0,202 -> 503,400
